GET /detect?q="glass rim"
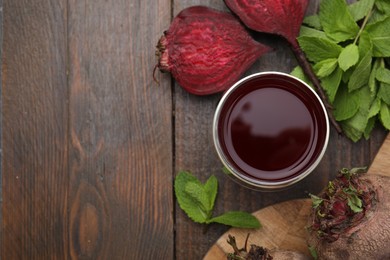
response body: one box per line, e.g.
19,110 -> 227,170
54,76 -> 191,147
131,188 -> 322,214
212,71 -> 330,190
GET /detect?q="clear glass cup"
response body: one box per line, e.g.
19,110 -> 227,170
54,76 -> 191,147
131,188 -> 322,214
213,72 -> 329,190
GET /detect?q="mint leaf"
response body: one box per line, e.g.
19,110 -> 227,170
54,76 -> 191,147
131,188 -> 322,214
297,36 -> 342,63
348,0 -> 375,22
175,171 -> 208,223
358,31 -> 373,57
368,98 -> 381,118
314,58 -> 338,78
222,166 -> 233,175
368,8 -> 388,25
208,211 -> 261,229
204,175 -> 218,213
308,245 -> 319,260
365,17 -> 390,57
342,122 -> 364,142
348,51 -> 372,91
376,67 -> 390,84
342,66 -> 354,83
377,68 -> 390,105
321,67 -> 343,103
338,44 -> 360,71
319,0 -> 359,42
375,0 -> 390,14
309,194 -> 324,209
369,59 -> 381,95
378,82 -> 390,105
290,66 -> 313,88
175,171 -> 261,229
299,26 -> 327,39
347,194 -> 363,213
364,117 -> 376,139
380,103 -> 390,130
303,15 -> 322,30
341,87 -> 372,142
333,86 -> 359,121
185,182 -> 211,214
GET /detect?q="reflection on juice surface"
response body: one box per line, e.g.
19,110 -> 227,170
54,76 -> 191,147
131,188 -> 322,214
214,72 -> 329,188
224,87 -> 317,180
216,71 -> 331,183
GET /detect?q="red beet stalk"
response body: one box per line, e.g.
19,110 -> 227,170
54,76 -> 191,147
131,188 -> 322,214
155,6 -> 270,95
224,0 -> 342,133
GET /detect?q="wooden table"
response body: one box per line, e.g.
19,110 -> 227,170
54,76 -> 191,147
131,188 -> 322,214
1,0 -> 387,259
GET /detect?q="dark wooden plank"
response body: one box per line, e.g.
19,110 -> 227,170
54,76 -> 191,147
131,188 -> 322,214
67,0 -> 173,259
2,0 -> 174,259
0,0 -> 3,233
172,1 -> 388,259
1,0 -> 69,258
172,1 -> 307,258
172,2 -> 232,259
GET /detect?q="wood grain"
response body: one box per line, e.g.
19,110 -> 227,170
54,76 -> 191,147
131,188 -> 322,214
2,0 -> 174,259
204,133 -> 390,259
1,0 -> 69,258
204,199 -> 312,260
368,134 -> 390,176
67,0 -> 174,258
1,0 -> 388,259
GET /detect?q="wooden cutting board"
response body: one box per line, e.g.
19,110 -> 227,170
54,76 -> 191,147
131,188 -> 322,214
204,133 -> 390,259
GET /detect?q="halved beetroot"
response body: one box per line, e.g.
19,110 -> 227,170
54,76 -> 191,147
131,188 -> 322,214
223,0 -> 343,133
224,0 -> 309,46
155,6 -> 270,95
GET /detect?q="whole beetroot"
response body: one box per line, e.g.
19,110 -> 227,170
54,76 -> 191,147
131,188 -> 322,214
307,168 -> 390,259
155,6 -> 270,95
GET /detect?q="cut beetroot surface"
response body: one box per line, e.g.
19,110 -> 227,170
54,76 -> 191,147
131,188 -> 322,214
224,0 -> 309,45
156,6 -> 270,95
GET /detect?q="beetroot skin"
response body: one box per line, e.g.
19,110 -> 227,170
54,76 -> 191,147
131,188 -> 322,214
155,6 -> 270,95
224,0 -> 309,45
224,0 -> 343,133
307,170 -> 390,259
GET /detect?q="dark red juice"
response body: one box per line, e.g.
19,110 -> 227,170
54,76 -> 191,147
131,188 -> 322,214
218,75 -> 327,181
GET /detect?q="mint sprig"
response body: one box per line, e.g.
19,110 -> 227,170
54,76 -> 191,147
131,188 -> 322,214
174,171 -> 261,229
293,0 -> 390,142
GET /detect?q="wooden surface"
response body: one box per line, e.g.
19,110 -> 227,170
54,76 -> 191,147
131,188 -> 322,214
205,199 -> 312,259
204,133 -> 390,259
0,0 -> 388,259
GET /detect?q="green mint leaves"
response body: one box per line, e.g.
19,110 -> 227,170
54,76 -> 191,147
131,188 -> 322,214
347,193 -> 364,213
295,0 -> 390,142
175,171 -> 216,223
174,171 -> 261,229
319,0 -> 359,42
309,194 -> 324,209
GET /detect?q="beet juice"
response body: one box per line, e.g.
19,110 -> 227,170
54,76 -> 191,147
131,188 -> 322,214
213,72 -> 329,190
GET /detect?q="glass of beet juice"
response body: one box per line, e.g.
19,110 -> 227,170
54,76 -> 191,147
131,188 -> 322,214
213,72 -> 329,190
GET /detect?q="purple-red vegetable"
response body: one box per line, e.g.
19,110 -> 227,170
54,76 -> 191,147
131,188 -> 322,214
155,6 -> 270,95
307,168 -> 390,259
223,0 -> 307,46
224,0 -> 342,133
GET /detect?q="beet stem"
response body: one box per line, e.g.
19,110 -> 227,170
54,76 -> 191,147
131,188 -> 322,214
290,39 -> 342,134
